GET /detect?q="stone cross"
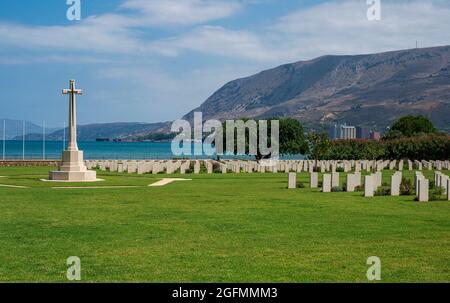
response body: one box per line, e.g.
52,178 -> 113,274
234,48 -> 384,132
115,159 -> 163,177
63,80 -> 83,151
48,79 -> 96,182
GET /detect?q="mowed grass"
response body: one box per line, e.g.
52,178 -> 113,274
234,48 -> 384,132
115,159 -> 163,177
0,166 -> 449,282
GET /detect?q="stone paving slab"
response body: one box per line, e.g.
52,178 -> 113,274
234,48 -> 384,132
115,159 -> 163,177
149,178 -> 192,187
52,186 -> 141,189
0,184 -> 29,188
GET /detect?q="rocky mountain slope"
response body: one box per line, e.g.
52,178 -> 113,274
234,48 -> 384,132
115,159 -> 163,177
184,46 -> 450,131
15,122 -> 170,141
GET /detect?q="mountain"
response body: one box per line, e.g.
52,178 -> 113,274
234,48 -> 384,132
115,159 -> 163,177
16,122 -> 170,141
183,45 -> 450,131
0,119 -> 54,140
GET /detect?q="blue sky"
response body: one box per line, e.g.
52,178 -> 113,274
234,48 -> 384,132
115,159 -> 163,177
1,0 -> 450,127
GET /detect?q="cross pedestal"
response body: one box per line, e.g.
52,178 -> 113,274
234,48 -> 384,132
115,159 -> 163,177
48,80 -> 98,182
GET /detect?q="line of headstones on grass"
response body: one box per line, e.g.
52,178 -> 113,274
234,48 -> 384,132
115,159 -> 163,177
87,159 -> 450,175
297,160 -> 449,202
85,159 -> 450,202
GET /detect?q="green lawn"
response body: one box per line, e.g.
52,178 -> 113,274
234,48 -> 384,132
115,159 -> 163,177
0,167 -> 449,282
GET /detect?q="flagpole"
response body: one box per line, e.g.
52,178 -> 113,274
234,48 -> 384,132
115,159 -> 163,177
2,119 -> 5,160
22,120 -> 25,160
43,120 -> 46,160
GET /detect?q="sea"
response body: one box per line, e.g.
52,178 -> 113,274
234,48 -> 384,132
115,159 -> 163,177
0,140 -> 303,160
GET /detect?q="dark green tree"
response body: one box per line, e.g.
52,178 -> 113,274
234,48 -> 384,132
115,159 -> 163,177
279,118 -> 308,156
221,118 -> 308,161
386,115 -> 437,138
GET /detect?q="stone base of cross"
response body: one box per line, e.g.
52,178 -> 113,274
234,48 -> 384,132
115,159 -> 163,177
47,80 -> 99,182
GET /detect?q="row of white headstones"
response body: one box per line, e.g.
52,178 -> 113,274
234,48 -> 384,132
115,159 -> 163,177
288,170 -> 450,202
86,158 -> 449,202
86,159 -> 450,175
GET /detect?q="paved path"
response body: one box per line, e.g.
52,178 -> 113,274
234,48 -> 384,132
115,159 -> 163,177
0,177 -> 192,189
149,178 -> 192,187
0,184 -> 29,188
52,186 -> 142,189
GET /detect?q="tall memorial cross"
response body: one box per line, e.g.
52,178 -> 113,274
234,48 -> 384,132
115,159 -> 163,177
63,80 -> 82,151
47,80 -> 98,182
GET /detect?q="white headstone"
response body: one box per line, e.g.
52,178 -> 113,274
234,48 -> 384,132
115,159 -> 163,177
322,174 -> 331,193
310,172 -> 318,188
288,173 -> 296,189
390,173 -> 401,196
194,161 -> 200,174
206,161 -> 213,174
418,178 -> 429,202
374,171 -> 382,188
364,175 -> 374,197
354,172 -> 362,187
346,174 -> 355,192
331,172 -> 339,188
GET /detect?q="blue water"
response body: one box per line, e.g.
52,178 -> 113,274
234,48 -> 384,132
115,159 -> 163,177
0,140 -> 188,160
0,140 -> 303,160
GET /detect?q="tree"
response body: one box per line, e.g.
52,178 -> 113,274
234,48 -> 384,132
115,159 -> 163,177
306,132 -> 331,167
365,140 -> 385,162
221,118 -> 308,161
386,115 -> 436,138
279,118 -> 308,156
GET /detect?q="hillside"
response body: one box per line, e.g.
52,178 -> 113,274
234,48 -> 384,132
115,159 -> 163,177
16,122 -> 170,141
184,46 -> 450,131
0,119 -> 53,140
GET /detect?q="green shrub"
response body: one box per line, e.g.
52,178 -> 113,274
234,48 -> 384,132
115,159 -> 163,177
355,185 -> 364,192
374,187 -> 391,196
400,178 -> 413,196
331,186 -> 343,192
429,180 -> 436,190
323,134 -> 450,160
297,182 -> 305,189
430,187 -> 445,201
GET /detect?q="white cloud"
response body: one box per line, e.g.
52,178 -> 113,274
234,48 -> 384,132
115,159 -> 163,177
2,0 -> 449,63
0,0 -> 242,56
0,20 -> 142,54
147,0 -> 450,63
269,0 -> 450,60
120,0 -> 242,26
159,25 -> 280,61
